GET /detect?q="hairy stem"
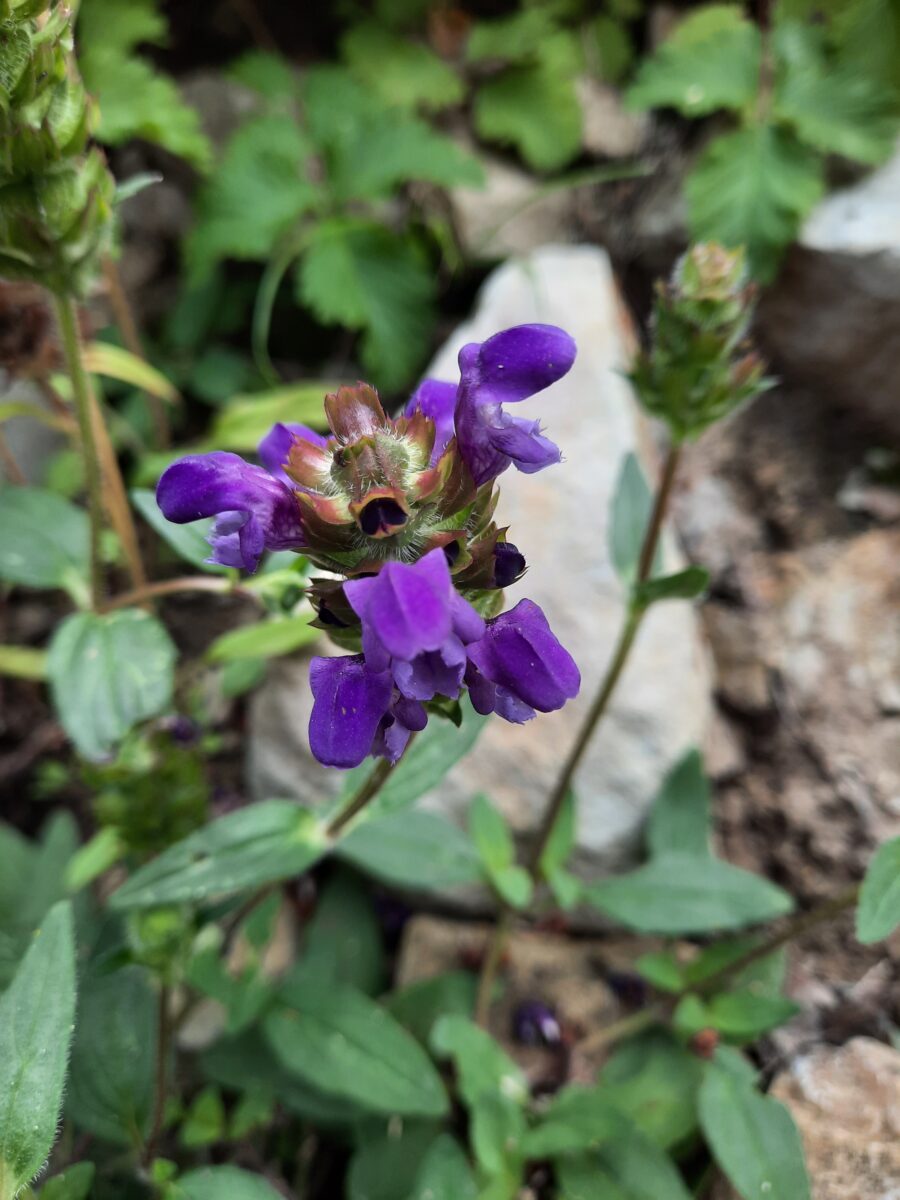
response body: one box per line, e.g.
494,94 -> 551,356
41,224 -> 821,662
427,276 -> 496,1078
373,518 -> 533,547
143,983 -> 171,1167
326,755 -> 397,838
527,443 -> 682,876
53,293 -> 106,608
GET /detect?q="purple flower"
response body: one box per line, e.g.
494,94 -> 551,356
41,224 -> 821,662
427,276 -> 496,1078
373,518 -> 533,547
512,1000 -> 563,1047
407,324 -> 576,487
258,422 -> 327,485
404,379 -> 457,463
308,655 -> 393,769
344,548 -> 485,702
156,450 -> 305,573
455,325 -> 576,486
466,598 -> 580,723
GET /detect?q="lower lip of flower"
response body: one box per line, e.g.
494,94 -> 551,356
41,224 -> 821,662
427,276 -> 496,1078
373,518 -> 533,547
358,496 -> 409,537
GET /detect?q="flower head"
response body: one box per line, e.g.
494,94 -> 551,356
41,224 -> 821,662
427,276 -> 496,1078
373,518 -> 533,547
156,323 -> 581,767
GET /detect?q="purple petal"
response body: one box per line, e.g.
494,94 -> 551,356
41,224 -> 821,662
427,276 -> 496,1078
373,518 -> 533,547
344,548 -> 453,665
258,422 -> 327,484
493,542 -> 526,588
467,598 -> 580,714
393,637 -> 467,702
308,655 -> 392,768
405,379 -> 458,462
454,324 -> 575,486
156,451 -> 305,573
450,591 -> 486,645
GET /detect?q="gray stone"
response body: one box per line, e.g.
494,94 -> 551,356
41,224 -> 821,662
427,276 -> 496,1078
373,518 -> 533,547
576,77 -> 650,160
757,140 -> 900,441
247,246 -> 713,891
449,137 -> 575,260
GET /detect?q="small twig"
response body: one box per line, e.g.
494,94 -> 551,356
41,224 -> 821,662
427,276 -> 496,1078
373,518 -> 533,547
102,255 -> 169,448
0,428 -> 26,484
99,575 -> 258,612
576,883 -> 862,1058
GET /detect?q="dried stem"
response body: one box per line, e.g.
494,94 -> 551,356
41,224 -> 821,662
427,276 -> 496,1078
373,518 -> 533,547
102,255 -> 169,448
53,293 -> 105,607
474,908 -> 512,1027
99,575 -> 257,612
0,428 -> 26,484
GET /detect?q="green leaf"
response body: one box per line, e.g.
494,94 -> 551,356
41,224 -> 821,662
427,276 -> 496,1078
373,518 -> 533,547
67,965 -> 156,1146
600,1032 -> 702,1148
47,609 -> 177,761
704,990 -> 800,1041
228,50 -> 298,101
264,979 -> 449,1117
293,868 -> 385,996
634,566 -> 710,607
206,614 -> 319,663
338,810 -> 482,889
181,1087 -> 226,1149
209,382 -> 330,451
585,852 -> 794,934
627,4 -> 761,115
200,1029 -> 366,1127
173,1166 -> 284,1200
411,1134 -> 477,1200
37,1163 -> 96,1200
772,21 -> 899,165
469,794 -> 533,908
303,68 -> 482,201
698,1059 -> 810,1200
524,1087 -> 620,1158
0,486 -> 89,597
646,749 -> 712,860
591,15 -> 635,84
608,453 -> 662,584
347,1121 -> 440,1200
556,1120 -> 693,1200
131,488 -> 228,574
430,1014 -> 528,1109
384,971 -> 479,1046
0,903 -> 76,1199
687,122 -> 825,283
78,0 -> 212,169
539,789 -> 577,880
473,58 -> 582,172
297,219 -> 436,391
333,698 -> 488,823
110,800 -> 328,909
83,342 -> 179,404
470,1091 -> 526,1183
342,21 -> 463,110
857,836 -> 900,942
0,645 -> 47,681
186,114 -> 318,279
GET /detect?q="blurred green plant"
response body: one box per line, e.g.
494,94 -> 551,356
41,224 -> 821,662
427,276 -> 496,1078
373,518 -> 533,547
628,0 -> 900,280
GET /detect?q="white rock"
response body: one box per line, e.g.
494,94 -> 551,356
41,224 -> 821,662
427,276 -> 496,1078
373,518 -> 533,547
576,77 -> 650,160
803,142 -> 900,258
247,245 -> 713,888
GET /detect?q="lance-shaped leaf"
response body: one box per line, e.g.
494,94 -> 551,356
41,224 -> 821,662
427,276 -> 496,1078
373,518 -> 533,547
0,902 -> 76,1200
857,836 -> 900,943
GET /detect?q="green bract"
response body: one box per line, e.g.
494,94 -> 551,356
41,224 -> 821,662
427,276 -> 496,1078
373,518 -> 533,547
0,0 -> 115,294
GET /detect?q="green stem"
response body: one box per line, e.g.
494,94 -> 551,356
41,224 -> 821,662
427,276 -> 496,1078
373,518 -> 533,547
576,883 -> 862,1058
474,908 -> 512,1027
53,292 -> 105,608
527,443 -> 682,876
143,983 -> 171,1168
326,755 -> 397,838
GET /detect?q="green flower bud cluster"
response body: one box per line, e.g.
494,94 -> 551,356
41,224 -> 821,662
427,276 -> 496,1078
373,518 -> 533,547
0,0 -> 114,294
630,243 -> 772,443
